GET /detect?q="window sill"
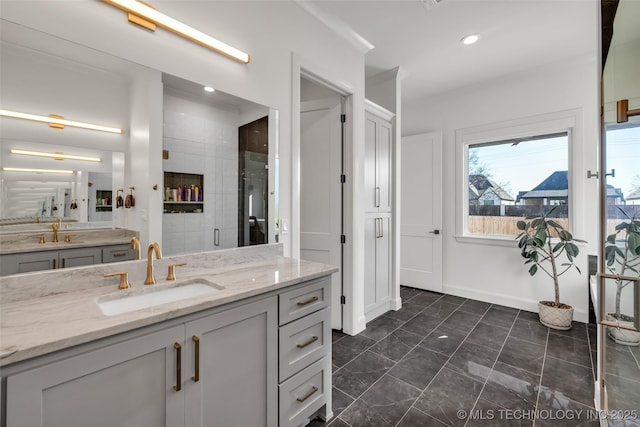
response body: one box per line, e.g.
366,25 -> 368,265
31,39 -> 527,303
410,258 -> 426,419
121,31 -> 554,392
454,234 -> 518,247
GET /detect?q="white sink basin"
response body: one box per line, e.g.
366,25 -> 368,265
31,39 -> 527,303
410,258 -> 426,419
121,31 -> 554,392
97,279 -> 223,316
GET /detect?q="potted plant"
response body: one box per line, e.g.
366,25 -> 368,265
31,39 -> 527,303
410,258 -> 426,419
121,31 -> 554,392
605,209 -> 640,345
516,208 -> 585,330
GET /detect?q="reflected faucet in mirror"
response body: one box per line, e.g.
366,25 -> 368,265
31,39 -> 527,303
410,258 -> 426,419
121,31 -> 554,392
145,242 -> 162,285
51,222 -> 59,243
131,237 -> 141,260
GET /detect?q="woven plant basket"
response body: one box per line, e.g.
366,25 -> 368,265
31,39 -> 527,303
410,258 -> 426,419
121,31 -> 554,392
606,313 -> 640,346
538,301 -> 573,330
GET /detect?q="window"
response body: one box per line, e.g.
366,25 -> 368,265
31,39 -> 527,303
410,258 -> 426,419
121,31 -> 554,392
455,111 -> 580,241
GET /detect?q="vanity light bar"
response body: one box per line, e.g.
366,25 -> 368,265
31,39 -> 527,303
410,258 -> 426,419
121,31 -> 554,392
102,0 -> 251,64
11,149 -> 102,163
0,110 -> 123,134
2,167 -> 74,174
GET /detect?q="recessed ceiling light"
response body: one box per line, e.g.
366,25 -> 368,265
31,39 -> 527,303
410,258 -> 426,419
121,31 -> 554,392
203,86 -> 215,93
461,34 -> 479,45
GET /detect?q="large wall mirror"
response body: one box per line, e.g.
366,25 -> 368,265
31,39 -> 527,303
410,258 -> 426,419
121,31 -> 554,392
599,0 -> 640,415
0,20 -> 278,256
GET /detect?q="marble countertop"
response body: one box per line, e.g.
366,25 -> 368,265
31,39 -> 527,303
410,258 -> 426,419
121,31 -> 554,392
0,245 -> 337,367
0,228 -> 137,255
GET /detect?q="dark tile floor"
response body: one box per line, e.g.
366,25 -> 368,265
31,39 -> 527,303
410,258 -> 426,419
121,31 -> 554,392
310,286 -> 607,427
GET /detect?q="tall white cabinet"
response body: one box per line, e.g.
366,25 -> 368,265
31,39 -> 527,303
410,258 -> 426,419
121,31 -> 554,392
363,101 -> 395,322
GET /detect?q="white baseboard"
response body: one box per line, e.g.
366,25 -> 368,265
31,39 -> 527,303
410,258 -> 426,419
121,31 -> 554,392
443,284 -> 589,323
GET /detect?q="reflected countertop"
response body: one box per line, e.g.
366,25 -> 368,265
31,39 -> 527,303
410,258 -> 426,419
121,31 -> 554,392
0,227 -> 138,255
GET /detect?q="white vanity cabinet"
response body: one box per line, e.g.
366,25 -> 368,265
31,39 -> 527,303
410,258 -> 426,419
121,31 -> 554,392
3,276 -> 333,427
1,244 -> 135,276
278,277 -> 332,427
6,325 -> 186,427
0,246 -> 103,275
184,297 -> 278,427
5,297 -> 277,427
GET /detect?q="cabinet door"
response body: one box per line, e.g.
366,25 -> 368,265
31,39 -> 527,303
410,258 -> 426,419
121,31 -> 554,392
0,251 -> 57,275
364,113 -> 379,212
185,296 -> 278,427
376,215 -> 391,304
364,215 -> 378,312
376,120 -> 393,212
364,215 -> 392,319
59,247 -> 102,268
6,325 -> 185,427
102,244 -> 136,263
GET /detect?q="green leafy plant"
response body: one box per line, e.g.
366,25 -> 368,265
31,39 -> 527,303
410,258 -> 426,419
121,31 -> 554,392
516,208 -> 585,307
605,209 -> 640,319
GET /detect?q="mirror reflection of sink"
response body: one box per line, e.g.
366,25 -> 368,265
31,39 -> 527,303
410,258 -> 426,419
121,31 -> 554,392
97,278 -> 223,316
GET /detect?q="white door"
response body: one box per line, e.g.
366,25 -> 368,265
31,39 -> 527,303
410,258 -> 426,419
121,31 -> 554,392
400,132 -> 443,292
300,98 -> 343,329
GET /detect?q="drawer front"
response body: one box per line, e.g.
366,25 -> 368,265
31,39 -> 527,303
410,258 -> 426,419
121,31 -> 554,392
279,307 -> 330,382
102,244 -> 135,263
279,277 -> 330,326
279,356 -> 331,427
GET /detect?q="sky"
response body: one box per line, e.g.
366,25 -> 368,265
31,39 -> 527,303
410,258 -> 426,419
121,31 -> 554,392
470,127 -> 639,198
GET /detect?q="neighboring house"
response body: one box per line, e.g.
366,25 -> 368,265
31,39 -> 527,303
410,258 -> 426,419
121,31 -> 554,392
627,188 -> 640,205
519,170 -> 625,205
468,174 -> 515,206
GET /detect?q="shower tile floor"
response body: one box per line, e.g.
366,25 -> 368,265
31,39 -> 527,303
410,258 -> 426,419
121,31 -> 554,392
308,286 -> 628,427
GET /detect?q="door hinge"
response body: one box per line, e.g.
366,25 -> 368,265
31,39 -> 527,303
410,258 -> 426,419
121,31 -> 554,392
340,235 -> 346,244
340,295 -> 346,304
340,174 -> 346,183
341,114 -> 346,123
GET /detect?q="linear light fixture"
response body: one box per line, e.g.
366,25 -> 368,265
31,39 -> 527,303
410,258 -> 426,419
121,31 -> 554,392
2,167 -> 74,174
0,110 -> 123,134
102,0 -> 251,64
11,149 -> 102,163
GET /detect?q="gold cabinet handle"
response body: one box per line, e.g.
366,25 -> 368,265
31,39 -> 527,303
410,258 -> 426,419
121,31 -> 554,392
174,342 -> 182,392
61,258 -> 66,268
112,252 -> 128,258
192,335 -> 200,382
296,296 -> 318,307
296,336 -> 319,349
296,386 -> 318,403
52,258 -> 56,269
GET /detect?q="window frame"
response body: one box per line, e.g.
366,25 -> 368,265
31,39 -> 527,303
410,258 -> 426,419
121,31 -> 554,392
455,109 -> 580,245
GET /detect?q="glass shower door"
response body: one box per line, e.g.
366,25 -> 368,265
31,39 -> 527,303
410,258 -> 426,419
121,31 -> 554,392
598,119 -> 640,422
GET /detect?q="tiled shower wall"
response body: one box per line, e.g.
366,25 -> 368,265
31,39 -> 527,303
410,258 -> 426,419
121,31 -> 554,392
162,92 -> 239,256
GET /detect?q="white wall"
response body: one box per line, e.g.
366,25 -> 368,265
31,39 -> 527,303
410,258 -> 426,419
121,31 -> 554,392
403,53 -> 600,322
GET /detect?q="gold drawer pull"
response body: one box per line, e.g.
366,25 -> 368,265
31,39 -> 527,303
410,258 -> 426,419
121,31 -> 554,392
192,335 -> 200,382
296,336 -> 319,349
112,252 -> 127,257
296,296 -> 318,307
174,342 -> 182,392
296,386 -> 319,403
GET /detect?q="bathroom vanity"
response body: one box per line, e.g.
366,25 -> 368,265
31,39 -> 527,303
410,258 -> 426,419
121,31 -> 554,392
0,244 -> 336,427
0,227 -> 138,276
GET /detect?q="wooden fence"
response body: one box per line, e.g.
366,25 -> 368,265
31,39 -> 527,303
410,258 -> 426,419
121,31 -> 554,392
468,216 -> 631,238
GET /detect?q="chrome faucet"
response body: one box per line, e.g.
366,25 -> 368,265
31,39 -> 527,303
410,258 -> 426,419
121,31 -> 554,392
145,242 -> 162,285
131,237 -> 141,260
51,222 -> 59,243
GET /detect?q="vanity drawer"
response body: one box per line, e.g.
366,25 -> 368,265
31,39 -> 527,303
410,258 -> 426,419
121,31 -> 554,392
279,277 -> 330,326
279,356 -> 331,427
279,307 -> 330,382
102,244 -> 135,263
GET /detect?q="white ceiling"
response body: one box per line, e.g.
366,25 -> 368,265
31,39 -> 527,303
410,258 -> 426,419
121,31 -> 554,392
304,0 -> 598,103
